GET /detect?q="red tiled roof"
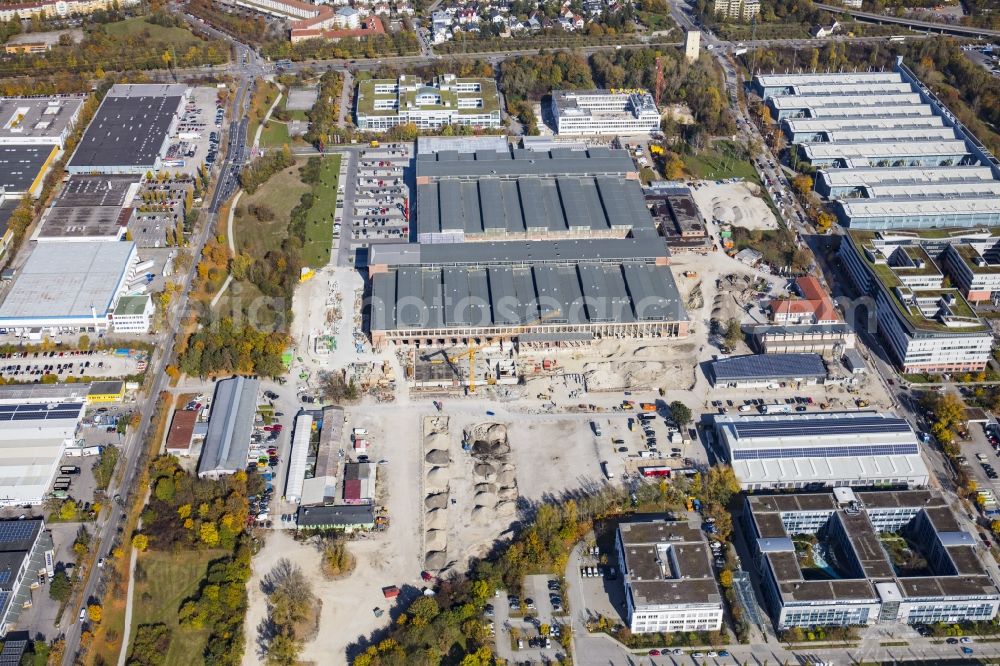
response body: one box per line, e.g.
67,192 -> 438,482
291,16 -> 385,41
166,409 -> 197,452
344,479 -> 362,500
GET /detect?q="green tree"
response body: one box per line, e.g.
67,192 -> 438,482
668,401 -> 692,426
49,569 -> 72,602
724,318 -> 743,349
59,500 -> 78,522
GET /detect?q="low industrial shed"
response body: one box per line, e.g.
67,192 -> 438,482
707,353 -> 827,388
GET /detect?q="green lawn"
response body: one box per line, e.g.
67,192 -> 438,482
260,121 -> 291,149
128,549 -> 227,666
302,155 -> 341,268
682,141 -> 759,182
103,17 -> 203,49
235,164 -> 310,258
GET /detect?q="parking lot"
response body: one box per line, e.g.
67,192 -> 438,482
590,407 -> 703,480
0,348 -> 146,381
164,86 -> 224,177
494,575 -> 568,663
352,144 -> 410,241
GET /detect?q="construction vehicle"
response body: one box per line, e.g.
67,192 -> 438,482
370,140 -> 380,148
639,402 -> 656,412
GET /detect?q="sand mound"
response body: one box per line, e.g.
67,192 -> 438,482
425,550 -> 448,570
425,509 -> 447,529
498,486 -> 518,501
691,181 -> 777,231
474,483 -> 497,494
473,463 -> 496,478
471,506 -> 494,525
496,470 -> 516,486
424,493 -> 449,510
425,529 -> 447,551
472,440 -> 510,456
474,491 -> 493,505
496,500 -> 517,518
426,467 -> 449,491
425,449 -> 450,465
426,431 -> 449,449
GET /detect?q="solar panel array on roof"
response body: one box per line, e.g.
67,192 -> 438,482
732,415 -> 911,440
0,638 -> 26,665
732,443 -> 919,460
710,353 -> 827,382
0,402 -> 83,422
0,522 -> 36,548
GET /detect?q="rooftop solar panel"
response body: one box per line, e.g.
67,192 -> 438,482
732,443 -> 919,460
0,522 -> 37,545
732,416 -> 912,440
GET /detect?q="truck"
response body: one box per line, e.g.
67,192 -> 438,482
601,461 -> 614,479
639,403 -> 656,412
640,466 -> 671,478
762,404 -> 792,415
591,420 -> 602,436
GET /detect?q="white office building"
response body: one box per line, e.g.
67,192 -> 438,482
550,90 -> 661,136
745,490 -> 1000,630
841,229 -> 993,373
616,520 -> 724,634
714,411 -> 930,491
355,75 -> 501,131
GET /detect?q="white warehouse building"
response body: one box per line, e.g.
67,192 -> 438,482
713,411 -> 930,491
616,520 -> 724,634
0,402 -> 85,506
550,90 -> 662,135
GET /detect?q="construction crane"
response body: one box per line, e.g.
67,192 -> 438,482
447,344 -> 481,393
419,310 -> 560,393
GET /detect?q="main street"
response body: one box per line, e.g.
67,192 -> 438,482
58,44 -> 255,666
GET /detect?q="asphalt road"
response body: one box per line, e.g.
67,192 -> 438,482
58,45 -> 256,666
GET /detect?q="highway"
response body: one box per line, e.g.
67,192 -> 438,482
815,2 -> 1000,39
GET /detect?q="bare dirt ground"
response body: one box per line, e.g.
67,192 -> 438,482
691,181 -> 778,230
507,417 -> 607,502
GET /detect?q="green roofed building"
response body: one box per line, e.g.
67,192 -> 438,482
355,74 -> 501,132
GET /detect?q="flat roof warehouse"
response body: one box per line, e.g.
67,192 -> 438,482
0,241 -> 136,329
68,84 -> 186,173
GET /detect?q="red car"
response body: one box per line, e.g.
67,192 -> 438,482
648,649 -> 661,656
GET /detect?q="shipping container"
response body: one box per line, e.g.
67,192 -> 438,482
60,466 -> 80,474
640,466 -> 671,477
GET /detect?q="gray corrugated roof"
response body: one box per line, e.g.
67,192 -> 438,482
710,353 -> 827,382
415,147 -> 636,179
369,238 -> 669,267
416,176 -> 654,238
197,377 -> 259,477
370,260 -> 685,332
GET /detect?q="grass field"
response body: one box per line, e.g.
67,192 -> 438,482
248,81 -> 281,146
235,164 -> 310,258
682,141 -> 759,182
127,548 -> 227,666
260,121 -> 291,149
302,155 -> 341,268
104,17 -> 203,49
